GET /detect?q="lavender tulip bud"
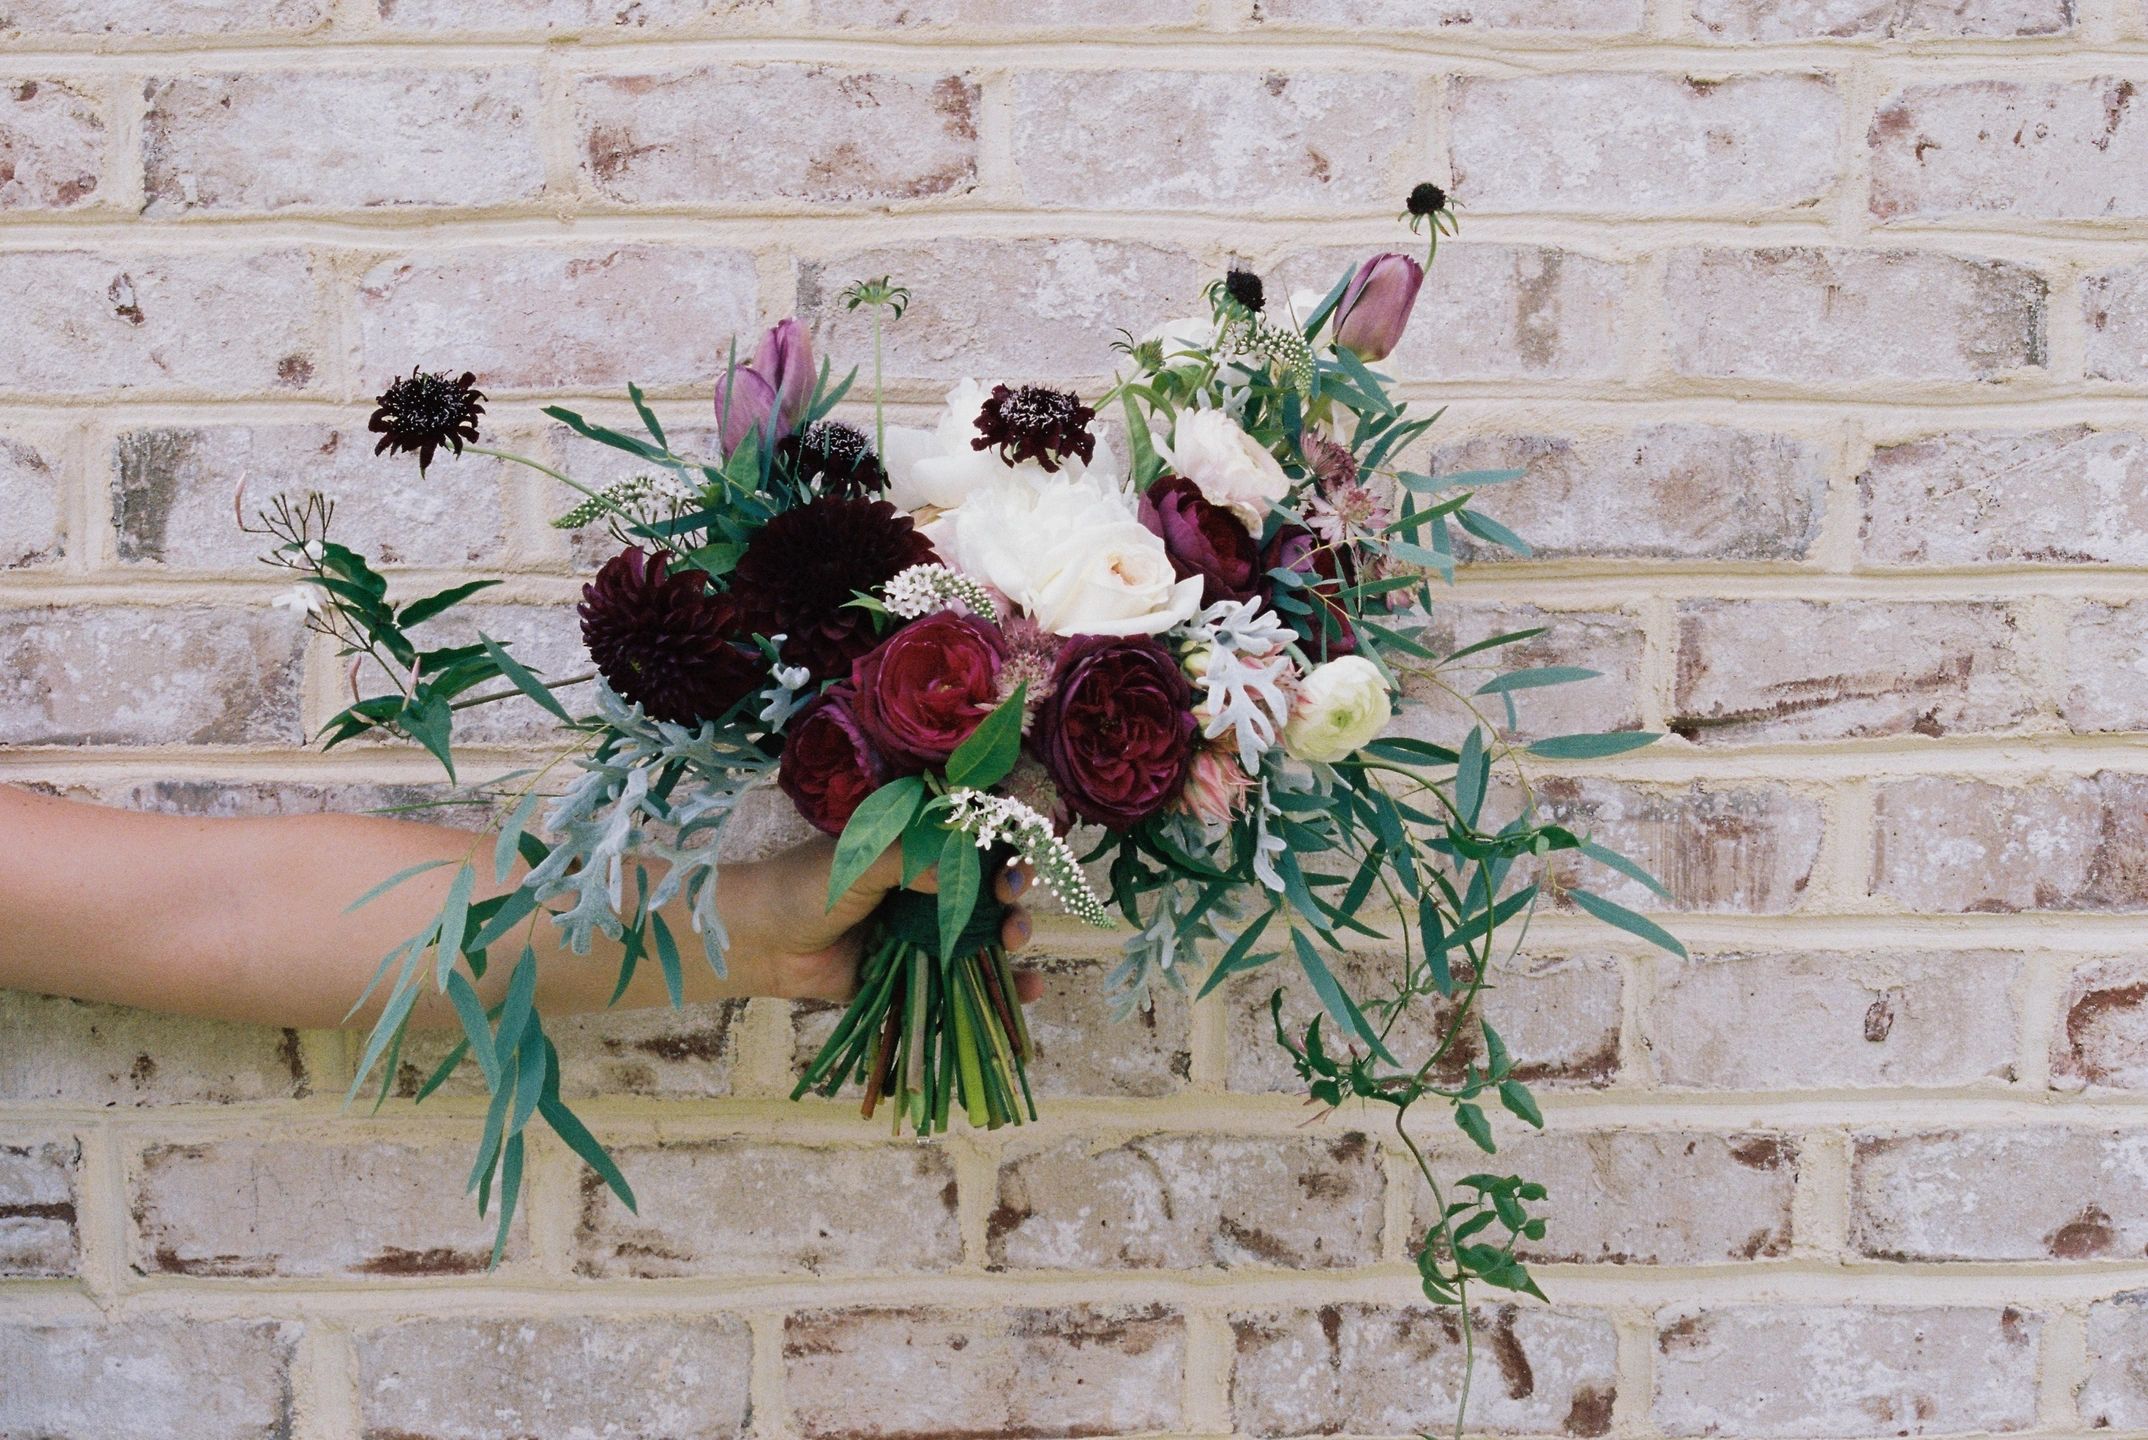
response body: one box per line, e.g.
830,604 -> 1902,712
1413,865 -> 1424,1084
716,319 -> 817,457
1331,252 -> 1424,363
715,364 -> 779,457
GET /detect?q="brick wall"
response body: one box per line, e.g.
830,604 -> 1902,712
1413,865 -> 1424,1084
2,1 -> 2146,1436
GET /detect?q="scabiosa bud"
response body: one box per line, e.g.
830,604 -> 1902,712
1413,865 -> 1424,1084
578,547 -> 762,726
1224,266 -> 1266,314
969,384 -> 1096,474
368,368 -> 485,475
781,419 -> 887,499
1406,181 -> 1448,219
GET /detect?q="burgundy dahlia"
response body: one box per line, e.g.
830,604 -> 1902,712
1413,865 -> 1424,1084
1139,472 -> 1261,607
578,547 -> 763,725
970,384 -> 1096,474
779,686 -> 889,836
1263,524 -> 1357,657
852,611 -> 1006,770
1033,634 -> 1197,830
732,495 -> 936,682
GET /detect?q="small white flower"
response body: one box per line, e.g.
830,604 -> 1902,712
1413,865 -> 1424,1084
271,583 -> 323,617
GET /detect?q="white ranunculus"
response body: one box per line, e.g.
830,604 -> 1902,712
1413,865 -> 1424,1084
1156,407 -> 1290,533
1283,656 -> 1393,764
931,477 -> 1202,638
884,378 -> 1117,515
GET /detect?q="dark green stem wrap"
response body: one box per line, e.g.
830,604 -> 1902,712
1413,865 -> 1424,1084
876,886 -> 1007,961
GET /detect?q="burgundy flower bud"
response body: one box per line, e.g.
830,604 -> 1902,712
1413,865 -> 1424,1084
1263,524 -> 1358,656
1138,473 -> 1262,608
1332,252 -> 1424,363
850,612 -> 1007,770
779,686 -> 890,837
1033,635 -> 1197,830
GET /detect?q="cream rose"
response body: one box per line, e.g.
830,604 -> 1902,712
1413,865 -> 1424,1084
930,477 -> 1203,638
884,378 -> 1116,515
1157,408 -> 1290,533
1283,656 -> 1393,764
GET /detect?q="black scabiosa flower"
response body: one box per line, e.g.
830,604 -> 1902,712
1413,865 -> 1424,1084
578,547 -> 762,726
732,495 -> 936,682
1406,181 -> 1448,219
780,419 -> 888,499
1224,266 -> 1266,314
969,384 -> 1096,474
368,368 -> 486,475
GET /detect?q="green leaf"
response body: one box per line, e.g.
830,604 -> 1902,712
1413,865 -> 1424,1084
900,817 -> 941,889
489,1132 -> 523,1268
1454,508 -> 1533,557
828,775 -> 926,911
650,910 -> 684,1007
538,1036 -> 636,1212
478,633 -> 574,724
1455,1101 -> 1496,1154
1444,626 -> 1547,664
1121,393 -> 1161,485
433,863 -> 475,989
627,381 -> 666,450
937,827 -> 982,962
1568,886 -> 1687,958
508,1011 -> 549,1138
343,858 -> 453,913
944,686 -> 1026,792
1455,728 -> 1487,826
1579,839 -> 1672,901
495,790 -> 544,885
541,405 -> 666,463
1194,908 -> 1277,1000
1475,666 -> 1599,696
1498,1078 -> 1543,1129
446,970 -> 501,1091
1301,265 -> 1354,339
1291,929 -> 1397,1066
1526,731 -> 1662,760
398,579 -> 502,628
400,692 -> 456,781
494,947 -> 540,1071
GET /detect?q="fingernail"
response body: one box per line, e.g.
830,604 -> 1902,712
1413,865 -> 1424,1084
1010,914 -> 1033,946
1006,866 -> 1029,897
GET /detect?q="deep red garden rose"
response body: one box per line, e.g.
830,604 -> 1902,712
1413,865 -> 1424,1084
1263,524 -> 1357,656
779,686 -> 889,836
1033,634 -> 1197,829
1138,472 -> 1261,607
850,612 -> 1008,770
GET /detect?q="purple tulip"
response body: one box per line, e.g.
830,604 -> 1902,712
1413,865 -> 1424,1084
715,318 -> 815,456
715,364 -> 779,457
755,318 -> 815,427
1332,252 -> 1424,363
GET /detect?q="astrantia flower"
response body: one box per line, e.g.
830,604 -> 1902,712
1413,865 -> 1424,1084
368,368 -> 485,474
970,384 -> 1096,474
732,495 -> 936,682
578,547 -> 762,726
781,419 -> 887,499
1301,430 -> 1359,492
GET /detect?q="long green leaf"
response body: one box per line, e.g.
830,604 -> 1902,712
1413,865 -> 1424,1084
433,864 -> 475,990
343,859 -> 453,914
828,776 -> 925,910
1527,731 -> 1662,760
937,827 -> 982,962
538,1036 -> 636,1213
1195,908 -> 1278,1000
1568,886 -> 1687,958
1291,929 -> 1397,1066
1580,839 -> 1672,901
944,686 -> 1025,792
478,634 -> 574,724
398,579 -> 502,628
1475,666 -> 1599,696
445,970 -> 501,1090
495,790 -> 544,885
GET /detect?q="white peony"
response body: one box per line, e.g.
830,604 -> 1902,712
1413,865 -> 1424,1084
884,378 -> 1117,515
1156,408 -> 1290,533
1283,656 -> 1393,764
930,476 -> 1202,639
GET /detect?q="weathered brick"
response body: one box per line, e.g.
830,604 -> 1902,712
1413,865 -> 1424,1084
1667,246 -> 2047,384
1231,1304 -> 1619,1438
1022,955 -> 1190,1098
1654,1305 -> 2038,1436
115,423 -> 508,570
577,65 -> 978,206
357,1316 -> 751,1440
143,69 -> 543,215
785,1305 -> 1184,1439
1281,243 -> 1630,380
1654,950 -> 2022,1089
990,1132 -> 1383,1271
1691,0 -> 2071,38
2064,602 -> 2148,732
0,993 -> 307,1105
39,775 -> 463,823
131,1138 -> 522,1277
2054,958 -> 2148,1091
1536,778 -> 1824,913
1872,79 -> 2148,223
816,0 -> 1189,26
1410,1129 -> 1798,1264
2083,1294 -> 2148,1428
374,0 -> 769,31
1671,599 -> 2031,743
1855,1127 -> 2148,1260
0,77 -> 104,212
357,245 -> 756,391
1454,73 -> 1838,215
0,427 -> 65,568
2085,259 -> 2148,382
1861,426 -> 2148,565
576,1139 -> 960,1277
1871,773 -> 2148,913
0,0 -> 327,38
1408,603 -> 1647,743
0,1136 -> 78,1277
798,237 -> 1201,382
0,605 -> 303,746
1229,950 -> 1624,1094
0,1320 -> 298,1440
0,248 -> 324,395
399,1000 -> 742,1100
1431,424 -> 1826,561
1254,0 -> 1645,28
1013,69 -> 1416,211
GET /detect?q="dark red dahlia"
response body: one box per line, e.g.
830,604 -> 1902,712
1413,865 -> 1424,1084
780,419 -> 888,499
578,546 -> 763,725
368,367 -> 485,475
970,384 -> 1096,474
732,495 -> 936,682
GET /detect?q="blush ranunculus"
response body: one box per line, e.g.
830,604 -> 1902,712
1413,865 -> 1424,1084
1263,523 -> 1358,657
1033,634 -> 1198,830
850,612 -> 1008,770
779,686 -> 890,836
1138,472 -> 1261,607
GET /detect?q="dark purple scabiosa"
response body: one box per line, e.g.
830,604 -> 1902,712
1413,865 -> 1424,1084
1406,181 -> 1448,220
368,368 -> 485,475
1223,266 -> 1266,314
578,547 -> 763,726
969,384 -> 1096,474
780,419 -> 888,499
732,495 -> 936,682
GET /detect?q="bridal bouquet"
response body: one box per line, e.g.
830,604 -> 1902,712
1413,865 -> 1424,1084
250,186 -> 1679,1416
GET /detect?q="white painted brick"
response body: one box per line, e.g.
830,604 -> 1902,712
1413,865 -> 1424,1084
2083,1294 -> 2148,1429
0,0 -> 327,38
1692,0 -> 2071,38
0,992 -> 307,1105
1535,778 -> 1825,913
2064,602 -> 2148,732
815,0 -> 1192,26
1255,0 -> 1645,29
1871,773 -> 2148,913
1860,426 -> 2148,566
1854,1127 -> 2148,1260
375,0 -> 769,30
0,77 -> 105,212
2054,958 -> 2148,1091
0,1320 -> 299,1440
0,1136 -> 78,1277
1406,602 -> 1648,742
0,426 -> 66,568
2086,259 -> 2148,382
1872,79 -> 2148,222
